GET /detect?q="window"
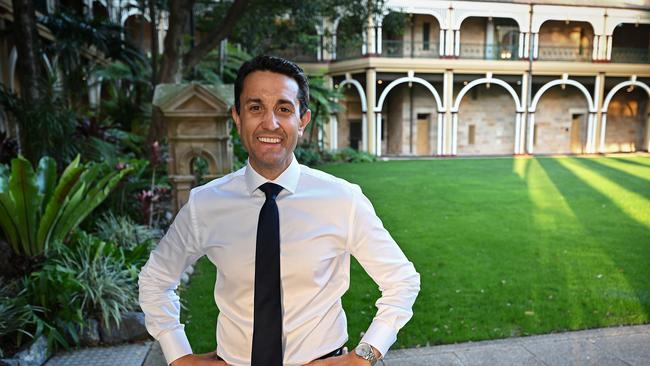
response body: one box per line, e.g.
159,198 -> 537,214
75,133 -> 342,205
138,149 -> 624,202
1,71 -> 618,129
423,22 -> 430,50
468,125 -> 476,145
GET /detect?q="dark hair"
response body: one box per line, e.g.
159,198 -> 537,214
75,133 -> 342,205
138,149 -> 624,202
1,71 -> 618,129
234,55 -> 310,117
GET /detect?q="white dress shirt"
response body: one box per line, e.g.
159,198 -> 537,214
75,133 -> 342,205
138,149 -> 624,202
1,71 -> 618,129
138,156 -> 420,365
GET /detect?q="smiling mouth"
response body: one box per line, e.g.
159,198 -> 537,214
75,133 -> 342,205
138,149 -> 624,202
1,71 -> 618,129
257,136 -> 282,144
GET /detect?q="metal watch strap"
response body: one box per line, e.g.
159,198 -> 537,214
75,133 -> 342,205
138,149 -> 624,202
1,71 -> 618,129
355,343 -> 378,365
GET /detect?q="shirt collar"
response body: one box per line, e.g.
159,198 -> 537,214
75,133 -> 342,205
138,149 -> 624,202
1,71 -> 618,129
244,154 -> 300,196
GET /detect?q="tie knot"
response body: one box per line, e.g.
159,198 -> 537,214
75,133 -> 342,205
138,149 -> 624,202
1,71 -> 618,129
259,182 -> 283,200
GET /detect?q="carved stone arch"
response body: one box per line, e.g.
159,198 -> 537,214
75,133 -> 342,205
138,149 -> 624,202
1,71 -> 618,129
182,147 -> 219,177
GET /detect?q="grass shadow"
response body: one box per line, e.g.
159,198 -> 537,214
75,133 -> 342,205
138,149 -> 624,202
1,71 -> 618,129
611,157 -> 650,169
577,158 -> 650,201
538,158 -> 650,322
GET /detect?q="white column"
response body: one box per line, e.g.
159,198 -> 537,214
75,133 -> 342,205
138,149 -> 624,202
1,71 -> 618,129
514,113 -> 521,154
361,114 -> 368,152
362,31 -> 368,55
592,35 -> 600,61
518,32 -> 525,59
439,30 -> 446,57
376,23 -> 383,55
587,113 -> 595,153
446,28 -> 454,56
599,114 -> 608,153
329,114 -> 338,150
532,33 -> 539,59
375,112 -> 382,156
437,113 -> 444,155
332,33 -> 338,60
644,115 -> 650,151
451,112 -> 458,155
365,68 -> 376,154
454,30 -> 460,57
527,113 -> 536,154
524,33 -> 530,58
606,35 -> 613,61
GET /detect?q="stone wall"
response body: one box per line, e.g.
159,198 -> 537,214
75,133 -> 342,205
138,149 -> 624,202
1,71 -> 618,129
534,87 -> 590,154
457,84 -> 517,155
604,87 -> 649,152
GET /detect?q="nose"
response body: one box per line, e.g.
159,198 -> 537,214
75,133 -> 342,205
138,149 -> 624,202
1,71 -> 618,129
261,110 -> 281,130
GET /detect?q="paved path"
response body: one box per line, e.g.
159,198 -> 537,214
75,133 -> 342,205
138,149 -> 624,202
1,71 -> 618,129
45,324 -> 650,366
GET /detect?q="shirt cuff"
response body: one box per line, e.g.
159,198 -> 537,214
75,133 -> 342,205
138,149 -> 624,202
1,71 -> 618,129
158,327 -> 193,365
360,319 -> 397,358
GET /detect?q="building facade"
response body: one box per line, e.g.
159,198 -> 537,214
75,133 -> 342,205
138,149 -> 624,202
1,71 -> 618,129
297,0 -> 650,157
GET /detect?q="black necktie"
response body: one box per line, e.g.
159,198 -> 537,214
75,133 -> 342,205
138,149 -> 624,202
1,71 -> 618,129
251,183 -> 284,366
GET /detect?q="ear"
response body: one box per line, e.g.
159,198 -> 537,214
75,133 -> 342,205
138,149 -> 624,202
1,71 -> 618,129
231,106 -> 242,134
297,109 -> 311,137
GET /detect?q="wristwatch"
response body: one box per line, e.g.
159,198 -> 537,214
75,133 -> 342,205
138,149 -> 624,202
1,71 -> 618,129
354,342 -> 378,365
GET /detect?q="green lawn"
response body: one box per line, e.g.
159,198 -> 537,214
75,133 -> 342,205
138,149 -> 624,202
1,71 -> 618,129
180,156 -> 650,353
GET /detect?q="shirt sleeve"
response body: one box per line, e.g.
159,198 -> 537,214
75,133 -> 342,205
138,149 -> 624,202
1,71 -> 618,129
138,193 -> 204,365
347,185 -> 421,357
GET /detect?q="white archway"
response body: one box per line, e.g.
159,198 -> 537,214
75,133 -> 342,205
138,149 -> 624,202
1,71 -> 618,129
452,77 -> 525,155
528,78 -> 596,154
599,80 -> 650,153
376,76 -> 443,112
339,78 -> 368,151
530,79 -> 595,112
375,75 -> 444,156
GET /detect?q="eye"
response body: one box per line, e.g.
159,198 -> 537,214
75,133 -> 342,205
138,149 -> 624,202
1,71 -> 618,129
279,106 -> 293,113
249,105 -> 261,112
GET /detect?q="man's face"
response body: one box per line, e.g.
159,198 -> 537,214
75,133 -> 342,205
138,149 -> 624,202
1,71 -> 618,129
232,70 -> 311,179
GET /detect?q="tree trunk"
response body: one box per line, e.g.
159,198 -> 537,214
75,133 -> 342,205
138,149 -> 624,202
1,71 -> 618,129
182,0 -> 249,72
147,0 -> 192,151
11,0 -> 43,162
148,0 -> 249,150
149,0 -> 158,86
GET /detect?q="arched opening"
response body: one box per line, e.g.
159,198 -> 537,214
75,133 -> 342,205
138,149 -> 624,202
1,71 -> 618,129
459,17 -> 519,60
190,155 -> 210,187
381,82 -> 440,156
92,1 -> 109,22
533,83 -> 592,154
124,14 -> 152,54
337,84 -> 364,150
603,84 -> 649,152
538,20 -> 594,62
383,13 -> 439,58
455,77 -> 519,155
611,23 -> 650,63
336,15 -> 364,60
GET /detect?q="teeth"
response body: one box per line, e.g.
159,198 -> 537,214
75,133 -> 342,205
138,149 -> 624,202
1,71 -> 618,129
258,137 -> 281,143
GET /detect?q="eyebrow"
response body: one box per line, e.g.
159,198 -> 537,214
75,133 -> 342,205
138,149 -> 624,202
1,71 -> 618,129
244,98 -> 297,106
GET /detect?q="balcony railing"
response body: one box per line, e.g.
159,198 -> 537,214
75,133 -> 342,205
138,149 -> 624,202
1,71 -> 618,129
270,47 -> 319,63
336,43 -> 364,61
611,47 -> 650,64
382,40 -> 440,58
459,43 -> 519,60
537,45 -> 592,62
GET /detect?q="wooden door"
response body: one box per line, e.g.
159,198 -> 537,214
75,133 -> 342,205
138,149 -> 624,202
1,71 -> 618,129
416,117 -> 430,155
570,114 -> 584,154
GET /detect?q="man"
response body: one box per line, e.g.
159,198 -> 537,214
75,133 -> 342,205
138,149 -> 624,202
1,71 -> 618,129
139,56 -> 420,366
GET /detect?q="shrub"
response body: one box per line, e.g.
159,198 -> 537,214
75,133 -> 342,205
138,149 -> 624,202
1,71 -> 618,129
0,280 -> 44,357
94,212 -> 160,251
26,232 -> 139,348
332,148 -> 377,163
0,155 -> 132,260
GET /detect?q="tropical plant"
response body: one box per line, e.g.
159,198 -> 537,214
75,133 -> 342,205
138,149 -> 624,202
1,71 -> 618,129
49,232 -> 139,330
0,155 -> 132,259
0,279 -> 44,357
94,212 -> 161,251
305,75 -> 343,147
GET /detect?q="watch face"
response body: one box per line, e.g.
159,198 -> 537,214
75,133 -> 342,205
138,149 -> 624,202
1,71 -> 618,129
355,343 -> 372,357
